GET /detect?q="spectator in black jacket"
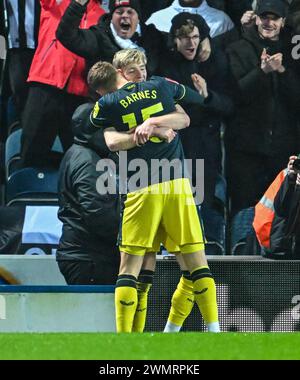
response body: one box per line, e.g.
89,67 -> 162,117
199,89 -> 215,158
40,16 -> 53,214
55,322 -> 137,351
57,102 -> 120,285
56,0 -> 163,76
157,12 -> 234,210
226,0 -> 300,215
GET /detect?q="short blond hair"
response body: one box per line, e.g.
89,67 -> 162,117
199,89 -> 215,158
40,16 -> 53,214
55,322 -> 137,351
87,61 -> 117,93
112,49 -> 147,70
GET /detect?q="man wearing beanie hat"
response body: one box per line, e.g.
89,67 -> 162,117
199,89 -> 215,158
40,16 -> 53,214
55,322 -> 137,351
109,0 -> 142,19
56,0 -> 163,76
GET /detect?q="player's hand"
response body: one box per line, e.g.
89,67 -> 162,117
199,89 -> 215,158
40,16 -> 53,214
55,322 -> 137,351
191,73 -> 208,98
261,48 -> 273,73
241,11 -> 256,28
126,127 -> 136,134
134,121 -> 155,146
153,127 -> 177,143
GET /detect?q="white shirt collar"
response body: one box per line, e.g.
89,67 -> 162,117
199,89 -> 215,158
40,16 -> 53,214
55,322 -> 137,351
173,0 -> 209,14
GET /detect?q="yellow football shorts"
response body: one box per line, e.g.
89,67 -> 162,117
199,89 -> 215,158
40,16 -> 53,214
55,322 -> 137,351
119,178 -> 205,256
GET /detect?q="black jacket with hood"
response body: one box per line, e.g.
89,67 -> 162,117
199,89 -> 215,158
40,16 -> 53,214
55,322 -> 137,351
56,103 -> 120,272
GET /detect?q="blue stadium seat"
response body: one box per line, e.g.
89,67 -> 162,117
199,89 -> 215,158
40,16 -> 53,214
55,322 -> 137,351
231,207 -> 255,255
5,129 -> 63,180
201,205 -> 226,255
5,128 -> 22,179
7,120 -> 20,136
5,167 -> 59,206
200,174 -> 227,255
214,173 -> 227,207
6,96 -> 17,128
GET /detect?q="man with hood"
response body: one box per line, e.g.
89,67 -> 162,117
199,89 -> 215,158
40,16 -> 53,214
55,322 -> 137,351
157,12 -> 234,213
56,103 -> 120,285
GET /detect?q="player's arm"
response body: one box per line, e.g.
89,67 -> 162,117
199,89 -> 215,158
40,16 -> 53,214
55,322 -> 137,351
90,101 -> 136,151
133,105 -> 188,145
56,0 -> 100,60
103,128 -> 138,152
163,77 -> 207,106
105,126 -> 177,150
144,104 -> 189,131
97,106 -> 182,149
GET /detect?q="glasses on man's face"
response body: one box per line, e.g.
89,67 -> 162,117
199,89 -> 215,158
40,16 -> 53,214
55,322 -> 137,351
178,35 -> 200,43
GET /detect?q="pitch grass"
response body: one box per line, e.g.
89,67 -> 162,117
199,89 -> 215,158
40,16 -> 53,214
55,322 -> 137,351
0,333 -> 300,360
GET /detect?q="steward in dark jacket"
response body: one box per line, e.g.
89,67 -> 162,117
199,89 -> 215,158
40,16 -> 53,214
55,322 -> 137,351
56,0 -> 163,75
57,103 -> 120,284
226,1 -> 300,213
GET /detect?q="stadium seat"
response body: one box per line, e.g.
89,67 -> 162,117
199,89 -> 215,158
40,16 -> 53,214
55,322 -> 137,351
5,128 -> 22,179
5,129 -> 63,180
231,207 -> 255,255
200,174 -> 227,255
214,173 -> 227,209
5,167 -> 59,206
201,205 -> 226,255
6,96 -> 17,128
7,120 -> 20,136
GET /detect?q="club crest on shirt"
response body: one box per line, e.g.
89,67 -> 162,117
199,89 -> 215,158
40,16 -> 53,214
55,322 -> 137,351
93,102 -> 100,119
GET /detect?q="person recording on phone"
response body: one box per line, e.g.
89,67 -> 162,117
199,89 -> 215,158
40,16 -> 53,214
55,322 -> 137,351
273,155 -> 300,259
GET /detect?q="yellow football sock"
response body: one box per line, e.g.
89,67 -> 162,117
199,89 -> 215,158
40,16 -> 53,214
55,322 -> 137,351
132,269 -> 154,332
191,266 -> 219,325
132,282 -> 152,332
115,274 -> 138,333
167,273 -> 194,328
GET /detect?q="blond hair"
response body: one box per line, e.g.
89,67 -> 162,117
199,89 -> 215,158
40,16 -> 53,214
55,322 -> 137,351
112,49 -> 147,70
87,61 -> 117,93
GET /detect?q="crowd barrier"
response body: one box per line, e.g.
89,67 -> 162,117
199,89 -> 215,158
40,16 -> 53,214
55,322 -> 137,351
0,256 -> 299,332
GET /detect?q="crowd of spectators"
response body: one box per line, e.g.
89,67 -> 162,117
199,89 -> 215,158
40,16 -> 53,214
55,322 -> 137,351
0,0 -> 299,260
